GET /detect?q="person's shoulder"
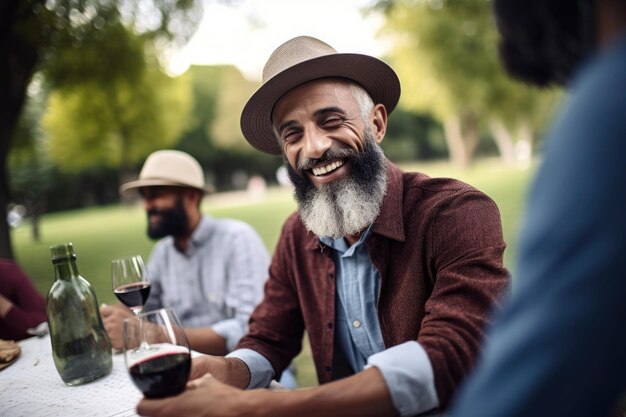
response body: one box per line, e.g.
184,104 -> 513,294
281,211 -> 306,232
272,211 -> 313,253
398,169 -> 499,219
0,259 -> 27,285
265,211 -> 307,241
209,217 -> 262,238
402,169 -> 483,198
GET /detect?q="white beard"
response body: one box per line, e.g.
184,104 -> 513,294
298,153 -> 387,239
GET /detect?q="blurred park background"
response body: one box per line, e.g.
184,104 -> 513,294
4,0 -> 563,386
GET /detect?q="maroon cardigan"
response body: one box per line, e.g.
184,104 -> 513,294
237,162 -> 509,407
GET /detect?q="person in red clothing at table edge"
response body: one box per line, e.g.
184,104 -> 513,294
0,259 -> 47,341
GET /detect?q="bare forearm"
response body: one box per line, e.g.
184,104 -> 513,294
136,366 -> 396,417
247,367 -> 397,417
190,355 -> 251,389
0,294 -> 13,318
185,327 -> 228,356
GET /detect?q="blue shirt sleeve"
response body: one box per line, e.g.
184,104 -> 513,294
366,341 -> 439,416
226,348 -> 275,389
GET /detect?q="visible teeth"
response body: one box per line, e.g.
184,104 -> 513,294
312,160 -> 344,176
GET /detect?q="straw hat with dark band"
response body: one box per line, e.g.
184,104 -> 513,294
240,36 -> 401,155
120,150 -> 214,194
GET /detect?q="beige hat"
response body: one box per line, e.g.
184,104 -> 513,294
120,150 -> 213,194
240,35 -> 401,155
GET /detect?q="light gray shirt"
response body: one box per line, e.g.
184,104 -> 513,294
144,215 -> 270,351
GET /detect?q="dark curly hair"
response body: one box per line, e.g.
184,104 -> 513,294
493,0 -> 596,87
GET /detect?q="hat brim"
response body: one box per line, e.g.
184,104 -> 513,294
120,179 -> 214,194
240,53 -> 401,155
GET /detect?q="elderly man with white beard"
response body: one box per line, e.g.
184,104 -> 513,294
137,36 -> 510,417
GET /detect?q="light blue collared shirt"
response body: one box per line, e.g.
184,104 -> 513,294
321,226 -> 384,370
229,227 -> 439,416
145,215 -> 270,351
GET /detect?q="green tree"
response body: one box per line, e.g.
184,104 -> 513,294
42,31 -> 192,185
1,0 -> 204,258
9,75 -> 52,241
178,65 -> 258,151
175,65 -> 281,190
375,0 -> 559,167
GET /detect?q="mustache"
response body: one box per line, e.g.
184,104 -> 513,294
147,208 -> 168,217
296,146 -> 358,173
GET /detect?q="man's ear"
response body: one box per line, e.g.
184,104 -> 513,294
370,104 -> 388,144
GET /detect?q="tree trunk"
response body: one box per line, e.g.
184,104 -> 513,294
443,116 -> 470,168
104,85 -> 138,204
30,212 -> 40,242
0,1 -> 42,259
463,113 -> 480,164
514,119 -> 534,165
443,113 -> 479,169
489,119 -> 516,165
0,153 -> 13,259
26,197 -> 42,242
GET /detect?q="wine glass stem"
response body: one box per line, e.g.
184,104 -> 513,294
136,309 -> 151,351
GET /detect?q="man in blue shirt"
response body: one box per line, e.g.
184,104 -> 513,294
99,150 -> 297,391
101,150 -> 270,357
449,1 -> 626,416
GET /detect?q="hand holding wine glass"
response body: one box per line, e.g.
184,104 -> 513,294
111,255 -> 151,314
123,308 -> 191,398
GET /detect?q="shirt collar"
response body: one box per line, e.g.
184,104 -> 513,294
186,215 -> 213,253
319,224 -> 372,255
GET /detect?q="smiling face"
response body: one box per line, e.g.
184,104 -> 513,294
272,78 -> 389,239
273,78 -> 387,186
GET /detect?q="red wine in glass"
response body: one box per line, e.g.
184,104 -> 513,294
128,344 -> 190,398
114,282 -> 152,313
124,308 -> 192,398
111,255 -> 150,314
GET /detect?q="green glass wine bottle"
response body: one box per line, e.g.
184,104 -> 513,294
46,242 -> 112,385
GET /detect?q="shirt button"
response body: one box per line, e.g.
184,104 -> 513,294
352,320 -> 361,328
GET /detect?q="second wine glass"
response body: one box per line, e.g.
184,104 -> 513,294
111,255 -> 151,314
123,308 -> 191,398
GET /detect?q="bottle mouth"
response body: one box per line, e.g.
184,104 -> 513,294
50,243 -> 77,262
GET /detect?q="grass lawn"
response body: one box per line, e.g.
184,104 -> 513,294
11,158 -> 535,387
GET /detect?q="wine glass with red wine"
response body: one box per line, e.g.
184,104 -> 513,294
111,255 -> 151,314
123,308 -> 191,398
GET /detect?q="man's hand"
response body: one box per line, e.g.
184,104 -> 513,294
190,355 -> 251,388
137,375 -> 252,417
99,303 -> 133,349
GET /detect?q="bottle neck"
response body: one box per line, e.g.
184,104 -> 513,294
53,258 -> 80,280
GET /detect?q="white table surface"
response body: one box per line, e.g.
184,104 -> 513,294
0,334 -> 141,417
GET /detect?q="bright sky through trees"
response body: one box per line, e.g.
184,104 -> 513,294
167,0 -> 390,80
